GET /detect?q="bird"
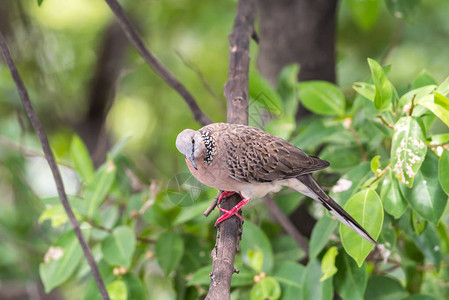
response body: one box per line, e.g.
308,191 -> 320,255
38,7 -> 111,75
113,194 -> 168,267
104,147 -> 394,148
176,122 -> 376,244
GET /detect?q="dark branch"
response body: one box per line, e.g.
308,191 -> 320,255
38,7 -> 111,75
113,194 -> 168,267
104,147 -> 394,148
206,0 -> 256,299
262,196 -> 309,257
104,0 -> 212,126
0,32 -> 110,300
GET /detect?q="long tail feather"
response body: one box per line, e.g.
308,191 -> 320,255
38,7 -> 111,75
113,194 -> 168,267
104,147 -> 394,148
296,174 -> 377,244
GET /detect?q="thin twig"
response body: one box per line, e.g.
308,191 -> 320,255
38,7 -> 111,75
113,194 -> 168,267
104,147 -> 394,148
0,32 -> 110,300
377,114 -> 395,129
204,191 -> 221,217
263,196 -> 309,257
104,0 -> 212,126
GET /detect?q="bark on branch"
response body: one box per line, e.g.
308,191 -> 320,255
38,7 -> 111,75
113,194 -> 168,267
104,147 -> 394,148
104,0 -> 212,126
206,0 -> 256,299
0,33 -> 110,300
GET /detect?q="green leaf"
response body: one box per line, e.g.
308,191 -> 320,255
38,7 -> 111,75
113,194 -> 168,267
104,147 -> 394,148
250,277 -> 281,300
330,162 -> 372,206
277,64 -> 300,118
122,273 -> 145,300
101,226 -> 135,268
85,158 -> 117,219
385,0 -> 420,20
187,265 -> 212,286
249,69 -> 283,114
273,262 -> 304,299
298,81 -> 346,116
367,58 -> 393,110
412,70 -> 437,89
380,170 -> 408,218
364,275 -> 407,300
309,215 -> 337,260
71,135 -> 95,183
334,251 -> 368,300
248,249 -> 264,273
353,82 -> 375,102
302,260 -> 333,300
155,232 -> 184,276
107,280 -> 127,300
39,231 -> 84,292
320,246 -> 338,282
340,189 -> 383,266
291,119 -> 343,150
370,155 -> 381,174
417,92 -> 449,128
439,150 -> 449,196
264,117 -> 295,140
144,274 -> 176,300
347,0 -> 379,30
240,221 -> 274,273
391,116 -> 427,187
273,235 -> 305,263
436,76 -> 449,96
400,152 -> 448,224
37,0 -> 44,6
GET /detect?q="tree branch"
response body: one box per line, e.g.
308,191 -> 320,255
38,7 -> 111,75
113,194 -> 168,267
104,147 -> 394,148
262,196 -> 309,257
206,0 -> 256,299
0,32 -> 110,300
103,0 -> 212,126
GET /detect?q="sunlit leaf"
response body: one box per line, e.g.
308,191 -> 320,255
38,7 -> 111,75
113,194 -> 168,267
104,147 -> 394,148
40,231 -> 84,292
436,76 -> 449,96
347,0 -> 379,30
101,226 -> 135,268
334,251 -> 368,300
380,170 -> 408,218
107,280 -> 127,300
400,152 -> 447,224
391,116 -> 427,187
250,277 -> 281,300
340,189 -> 383,266
320,246 -> 338,282
155,232 -> 184,276
353,82 -> 375,102
70,135 -> 94,183
370,155 -> 381,174
417,92 -> 449,128
367,58 -> 392,111
85,158 -> 116,219
298,81 -> 345,116
439,150 -> 449,196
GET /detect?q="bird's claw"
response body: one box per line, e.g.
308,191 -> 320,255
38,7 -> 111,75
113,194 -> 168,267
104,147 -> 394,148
217,191 -> 236,204
215,207 -> 243,226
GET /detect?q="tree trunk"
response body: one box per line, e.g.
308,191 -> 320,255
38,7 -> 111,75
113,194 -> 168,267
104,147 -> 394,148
256,0 -> 338,238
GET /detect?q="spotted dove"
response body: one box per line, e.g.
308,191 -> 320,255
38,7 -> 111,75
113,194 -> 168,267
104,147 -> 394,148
176,123 -> 376,244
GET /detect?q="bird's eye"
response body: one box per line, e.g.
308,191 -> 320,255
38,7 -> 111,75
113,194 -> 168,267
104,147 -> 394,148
192,139 -> 195,144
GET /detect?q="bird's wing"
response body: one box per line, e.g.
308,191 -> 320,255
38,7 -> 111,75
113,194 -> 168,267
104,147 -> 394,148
297,174 -> 377,244
222,125 -> 329,183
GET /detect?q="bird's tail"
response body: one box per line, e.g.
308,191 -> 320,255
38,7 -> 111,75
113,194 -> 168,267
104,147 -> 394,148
297,174 -> 377,244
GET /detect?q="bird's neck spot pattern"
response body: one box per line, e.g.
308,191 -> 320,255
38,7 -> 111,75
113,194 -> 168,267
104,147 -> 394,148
199,129 -> 216,164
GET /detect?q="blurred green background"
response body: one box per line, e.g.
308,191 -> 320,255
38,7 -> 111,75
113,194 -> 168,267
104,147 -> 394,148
1,0 -> 449,299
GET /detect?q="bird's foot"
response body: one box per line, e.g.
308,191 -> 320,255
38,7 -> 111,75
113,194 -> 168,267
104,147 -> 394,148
217,191 -> 236,204
215,197 -> 252,227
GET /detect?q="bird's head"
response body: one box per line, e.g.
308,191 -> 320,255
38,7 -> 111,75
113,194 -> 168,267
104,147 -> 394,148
176,129 -> 203,170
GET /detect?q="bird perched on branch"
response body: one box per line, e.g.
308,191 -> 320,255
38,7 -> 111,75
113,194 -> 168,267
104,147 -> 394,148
176,123 -> 376,244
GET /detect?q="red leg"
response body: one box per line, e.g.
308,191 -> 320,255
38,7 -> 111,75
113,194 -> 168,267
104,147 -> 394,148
215,197 -> 252,226
217,191 -> 236,204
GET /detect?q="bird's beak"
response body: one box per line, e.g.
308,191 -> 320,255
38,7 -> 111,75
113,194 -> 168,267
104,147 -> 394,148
188,154 -> 198,170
